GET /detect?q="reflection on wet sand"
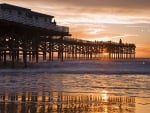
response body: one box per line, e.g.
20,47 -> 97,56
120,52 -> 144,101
0,92 -> 135,113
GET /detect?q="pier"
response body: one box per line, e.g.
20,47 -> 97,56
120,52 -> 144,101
0,3 -> 136,67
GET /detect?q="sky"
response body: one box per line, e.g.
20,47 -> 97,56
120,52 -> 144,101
0,0 -> 150,58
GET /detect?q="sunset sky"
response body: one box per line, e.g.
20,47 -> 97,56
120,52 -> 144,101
0,0 -> 150,58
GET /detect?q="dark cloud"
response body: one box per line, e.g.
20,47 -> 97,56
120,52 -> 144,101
2,0 -> 150,16
46,0 -> 150,14
36,0 -> 150,15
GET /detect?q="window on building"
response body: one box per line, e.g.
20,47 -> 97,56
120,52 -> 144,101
35,16 -> 38,20
44,18 -> 47,22
52,19 -> 56,25
18,11 -> 22,15
28,14 -> 32,18
2,8 -> 6,11
9,10 -> 12,14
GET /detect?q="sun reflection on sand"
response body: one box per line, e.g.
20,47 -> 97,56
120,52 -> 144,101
101,90 -> 108,113
101,90 -> 108,102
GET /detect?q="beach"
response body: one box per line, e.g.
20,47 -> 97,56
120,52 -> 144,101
0,1 -> 150,113
0,59 -> 150,113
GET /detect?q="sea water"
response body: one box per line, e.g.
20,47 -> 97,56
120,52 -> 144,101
0,59 -> 150,113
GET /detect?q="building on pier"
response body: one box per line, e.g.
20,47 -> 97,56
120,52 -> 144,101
0,3 -> 136,67
0,3 -> 68,32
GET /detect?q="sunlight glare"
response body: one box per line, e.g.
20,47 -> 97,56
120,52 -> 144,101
103,52 -> 109,56
101,90 -> 108,102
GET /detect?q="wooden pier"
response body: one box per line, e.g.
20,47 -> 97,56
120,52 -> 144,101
0,3 -> 136,67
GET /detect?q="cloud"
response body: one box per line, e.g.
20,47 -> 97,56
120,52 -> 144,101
35,0 -> 150,9
136,44 -> 150,57
1,0 -> 150,16
1,0 -> 150,25
46,0 -> 149,16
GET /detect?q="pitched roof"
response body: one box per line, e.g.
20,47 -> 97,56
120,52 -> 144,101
0,3 -> 54,18
0,3 -> 30,11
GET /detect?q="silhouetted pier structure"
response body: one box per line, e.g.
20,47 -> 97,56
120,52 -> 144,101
0,92 -> 135,113
0,3 -> 136,67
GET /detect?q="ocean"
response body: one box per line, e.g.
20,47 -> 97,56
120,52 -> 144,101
0,59 -> 150,113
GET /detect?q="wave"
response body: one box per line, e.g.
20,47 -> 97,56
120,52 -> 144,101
91,86 -> 150,90
0,59 -> 150,74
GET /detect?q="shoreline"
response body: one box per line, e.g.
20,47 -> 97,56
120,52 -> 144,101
0,59 -> 150,74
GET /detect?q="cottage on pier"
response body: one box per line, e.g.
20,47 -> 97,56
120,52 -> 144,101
0,3 -> 69,33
